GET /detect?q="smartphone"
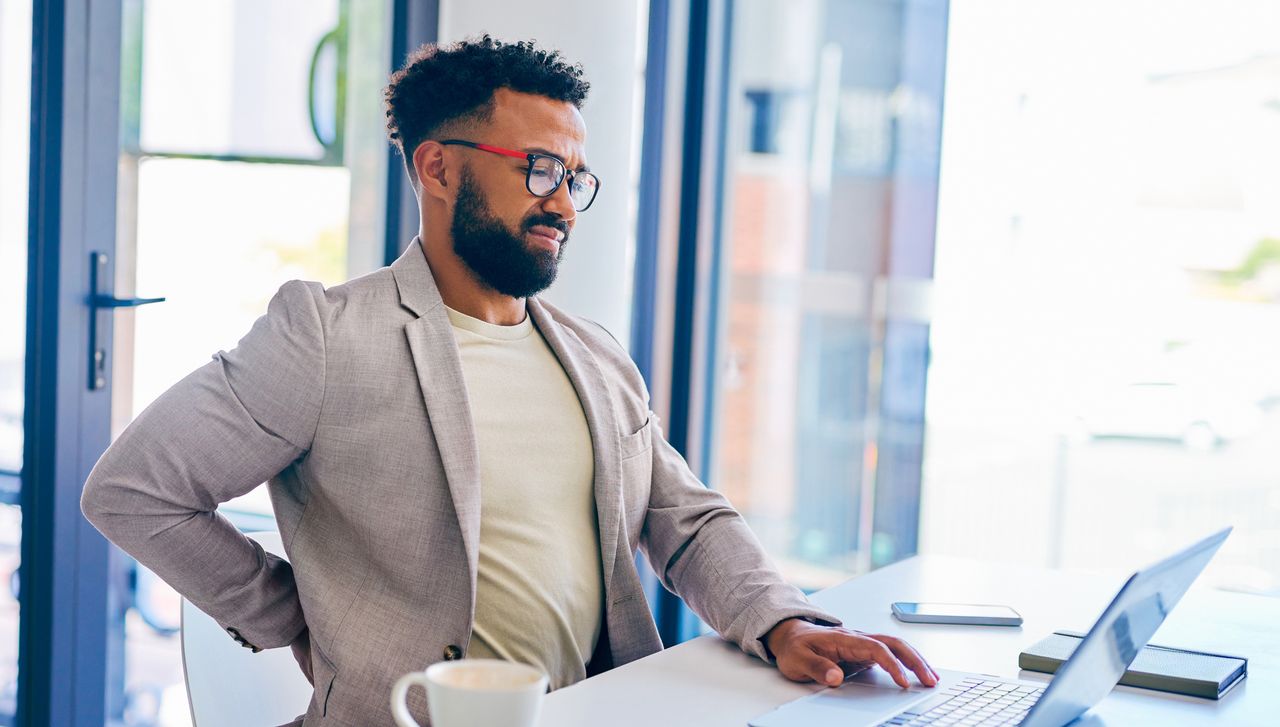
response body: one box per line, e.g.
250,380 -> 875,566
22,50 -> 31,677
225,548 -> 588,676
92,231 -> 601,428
891,602 -> 1023,626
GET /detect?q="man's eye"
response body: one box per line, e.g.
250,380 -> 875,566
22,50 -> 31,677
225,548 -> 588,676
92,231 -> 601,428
530,167 -> 552,178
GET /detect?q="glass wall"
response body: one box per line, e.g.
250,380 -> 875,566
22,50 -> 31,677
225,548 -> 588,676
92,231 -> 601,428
109,2 -> 393,723
0,0 -> 32,721
701,0 -> 948,592
924,0 -> 1280,595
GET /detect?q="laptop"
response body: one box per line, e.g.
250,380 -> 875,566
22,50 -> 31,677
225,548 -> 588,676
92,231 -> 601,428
750,527 -> 1232,727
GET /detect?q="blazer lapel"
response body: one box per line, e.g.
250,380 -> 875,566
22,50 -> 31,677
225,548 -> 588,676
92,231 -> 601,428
528,298 -> 623,593
392,242 -> 481,587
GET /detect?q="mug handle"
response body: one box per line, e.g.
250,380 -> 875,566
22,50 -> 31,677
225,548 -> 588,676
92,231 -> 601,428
390,672 -> 432,727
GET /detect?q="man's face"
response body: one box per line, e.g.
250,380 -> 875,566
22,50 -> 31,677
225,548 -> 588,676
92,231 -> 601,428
446,88 -> 589,299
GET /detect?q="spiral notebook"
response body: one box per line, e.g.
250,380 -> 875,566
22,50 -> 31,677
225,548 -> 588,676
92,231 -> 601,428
1019,630 -> 1247,700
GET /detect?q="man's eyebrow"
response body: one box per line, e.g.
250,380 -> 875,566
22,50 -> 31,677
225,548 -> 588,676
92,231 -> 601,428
525,147 -> 591,173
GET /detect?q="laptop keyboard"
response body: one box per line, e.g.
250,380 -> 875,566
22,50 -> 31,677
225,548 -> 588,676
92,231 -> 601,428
876,677 -> 1045,726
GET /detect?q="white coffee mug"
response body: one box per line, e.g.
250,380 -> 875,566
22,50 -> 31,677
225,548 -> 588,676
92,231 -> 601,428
391,658 -> 548,727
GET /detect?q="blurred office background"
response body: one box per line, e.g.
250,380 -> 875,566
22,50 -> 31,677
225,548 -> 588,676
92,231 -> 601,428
3,0 -> 1277,724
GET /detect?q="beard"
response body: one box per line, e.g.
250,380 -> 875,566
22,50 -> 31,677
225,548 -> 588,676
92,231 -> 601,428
450,167 -> 570,299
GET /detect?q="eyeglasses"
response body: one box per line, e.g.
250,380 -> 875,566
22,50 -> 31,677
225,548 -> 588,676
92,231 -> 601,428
439,139 -> 601,212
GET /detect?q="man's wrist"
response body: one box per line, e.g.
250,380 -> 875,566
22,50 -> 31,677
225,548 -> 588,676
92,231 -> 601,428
763,617 -> 812,660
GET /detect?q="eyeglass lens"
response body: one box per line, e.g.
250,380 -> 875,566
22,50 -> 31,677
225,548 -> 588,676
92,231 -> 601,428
528,156 -> 598,211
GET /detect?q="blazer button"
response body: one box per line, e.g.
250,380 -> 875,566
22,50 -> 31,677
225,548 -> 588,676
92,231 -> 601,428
443,644 -> 463,661
225,626 -> 261,653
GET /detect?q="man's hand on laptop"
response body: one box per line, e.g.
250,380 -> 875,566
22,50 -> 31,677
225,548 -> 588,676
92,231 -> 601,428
764,618 -> 939,690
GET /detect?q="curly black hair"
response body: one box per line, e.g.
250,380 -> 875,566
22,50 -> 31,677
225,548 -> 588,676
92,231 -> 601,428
384,35 -> 590,176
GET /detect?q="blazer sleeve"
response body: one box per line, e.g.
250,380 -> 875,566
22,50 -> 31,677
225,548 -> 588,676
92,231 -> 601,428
81,279 -> 327,650
638,414 -> 843,662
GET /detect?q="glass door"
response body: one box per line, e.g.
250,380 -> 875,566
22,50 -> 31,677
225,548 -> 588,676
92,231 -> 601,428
108,2 -> 393,723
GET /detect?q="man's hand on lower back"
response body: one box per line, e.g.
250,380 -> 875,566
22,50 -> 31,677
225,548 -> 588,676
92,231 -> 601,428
764,618 -> 940,690
290,627 -> 314,686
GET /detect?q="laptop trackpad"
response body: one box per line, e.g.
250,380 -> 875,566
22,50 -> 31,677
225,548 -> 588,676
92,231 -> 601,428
749,669 -> 940,726
812,668 -> 935,712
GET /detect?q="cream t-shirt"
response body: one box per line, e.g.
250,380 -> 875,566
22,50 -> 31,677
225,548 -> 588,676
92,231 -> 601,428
446,305 -> 603,690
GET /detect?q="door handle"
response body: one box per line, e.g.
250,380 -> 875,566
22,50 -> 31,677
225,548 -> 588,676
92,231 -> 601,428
93,295 -> 166,308
89,252 -> 165,390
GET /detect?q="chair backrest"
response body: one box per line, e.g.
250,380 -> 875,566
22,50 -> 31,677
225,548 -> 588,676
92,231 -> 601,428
181,530 -> 313,726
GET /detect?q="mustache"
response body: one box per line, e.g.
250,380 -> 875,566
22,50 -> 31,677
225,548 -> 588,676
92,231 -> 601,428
523,215 -> 570,237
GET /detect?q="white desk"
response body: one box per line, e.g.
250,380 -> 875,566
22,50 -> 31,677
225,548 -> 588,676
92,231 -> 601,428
542,555 -> 1277,726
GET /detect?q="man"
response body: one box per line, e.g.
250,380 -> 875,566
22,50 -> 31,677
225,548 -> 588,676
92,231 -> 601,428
82,36 -> 937,725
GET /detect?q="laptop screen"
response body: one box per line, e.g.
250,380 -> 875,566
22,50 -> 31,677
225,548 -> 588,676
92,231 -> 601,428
1021,528 -> 1231,727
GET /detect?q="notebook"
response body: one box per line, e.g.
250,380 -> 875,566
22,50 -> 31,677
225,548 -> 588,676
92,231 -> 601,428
1019,630 -> 1247,699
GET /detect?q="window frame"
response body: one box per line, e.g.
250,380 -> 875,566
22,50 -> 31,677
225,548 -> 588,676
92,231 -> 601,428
23,0 -> 126,723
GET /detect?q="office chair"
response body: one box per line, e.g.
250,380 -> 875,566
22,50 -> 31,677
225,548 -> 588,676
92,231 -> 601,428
181,530 -> 313,726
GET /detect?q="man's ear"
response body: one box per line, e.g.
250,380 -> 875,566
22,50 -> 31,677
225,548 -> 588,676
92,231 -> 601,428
413,141 -> 452,203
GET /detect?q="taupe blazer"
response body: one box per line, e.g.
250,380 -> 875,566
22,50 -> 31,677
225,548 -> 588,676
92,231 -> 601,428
82,241 -> 839,725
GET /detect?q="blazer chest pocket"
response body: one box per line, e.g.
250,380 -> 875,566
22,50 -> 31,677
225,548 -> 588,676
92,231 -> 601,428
620,418 -> 653,529
619,416 -> 653,460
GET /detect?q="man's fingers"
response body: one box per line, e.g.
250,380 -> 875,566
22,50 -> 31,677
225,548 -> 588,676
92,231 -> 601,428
776,626 -> 939,691
865,642 -> 911,689
819,637 -> 910,688
800,651 -> 845,687
874,635 -> 938,687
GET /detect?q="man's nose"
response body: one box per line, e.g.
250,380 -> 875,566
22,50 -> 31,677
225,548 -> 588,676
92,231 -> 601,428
541,178 -> 578,223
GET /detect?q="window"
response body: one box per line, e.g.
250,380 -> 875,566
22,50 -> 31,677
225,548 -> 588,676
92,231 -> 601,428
697,0 -> 948,592
0,1 -> 31,720
924,0 -> 1280,594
